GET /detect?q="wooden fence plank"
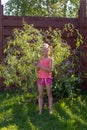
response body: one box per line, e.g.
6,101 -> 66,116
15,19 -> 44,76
0,5 -> 3,90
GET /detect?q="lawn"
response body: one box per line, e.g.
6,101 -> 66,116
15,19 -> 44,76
0,90 -> 87,130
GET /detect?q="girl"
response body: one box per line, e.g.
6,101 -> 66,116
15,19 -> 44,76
35,43 -> 53,114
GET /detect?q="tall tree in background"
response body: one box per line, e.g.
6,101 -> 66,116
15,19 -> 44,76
4,0 -> 80,17
67,0 -> 80,17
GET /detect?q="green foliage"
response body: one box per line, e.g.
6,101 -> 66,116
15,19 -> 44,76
4,0 -> 80,17
41,27 -> 71,65
0,23 -> 43,90
52,23 -> 83,99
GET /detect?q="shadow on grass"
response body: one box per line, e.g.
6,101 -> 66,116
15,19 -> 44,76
54,96 -> 87,130
27,103 -> 66,130
0,91 -> 87,130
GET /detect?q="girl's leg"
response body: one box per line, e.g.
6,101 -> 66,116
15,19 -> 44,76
46,85 -> 53,114
38,85 -> 44,114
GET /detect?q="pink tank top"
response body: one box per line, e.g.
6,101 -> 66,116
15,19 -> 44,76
38,57 -> 52,79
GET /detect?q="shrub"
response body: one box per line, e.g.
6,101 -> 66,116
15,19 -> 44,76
0,22 -> 83,98
0,23 -> 43,91
52,24 -> 83,99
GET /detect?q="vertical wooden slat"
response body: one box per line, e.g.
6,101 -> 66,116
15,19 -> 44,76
78,0 -> 87,89
0,4 -> 3,90
86,0 -> 87,16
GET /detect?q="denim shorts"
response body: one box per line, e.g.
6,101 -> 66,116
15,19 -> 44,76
37,78 -> 52,86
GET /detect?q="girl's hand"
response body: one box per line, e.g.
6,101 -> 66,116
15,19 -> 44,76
34,62 -> 41,70
34,61 -> 38,66
36,63 -> 41,69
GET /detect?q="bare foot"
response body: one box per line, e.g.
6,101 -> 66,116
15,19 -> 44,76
39,111 -> 42,115
49,111 -> 52,114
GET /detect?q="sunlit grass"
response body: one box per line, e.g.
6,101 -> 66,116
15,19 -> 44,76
0,90 -> 87,130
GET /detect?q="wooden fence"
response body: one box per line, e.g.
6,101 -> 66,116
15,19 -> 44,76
0,0 -> 87,90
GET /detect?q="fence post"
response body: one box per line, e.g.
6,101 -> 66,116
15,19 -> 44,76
78,0 -> 87,90
78,0 -> 86,36
0,2 -> 3,90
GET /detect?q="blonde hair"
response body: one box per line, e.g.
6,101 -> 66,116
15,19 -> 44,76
40,43 -> 52,56
40,43 -> 49,49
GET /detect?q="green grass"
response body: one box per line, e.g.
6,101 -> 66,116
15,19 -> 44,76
0,90 -> 87,130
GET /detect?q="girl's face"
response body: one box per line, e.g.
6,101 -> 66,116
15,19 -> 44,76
40,47 -> 49,57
